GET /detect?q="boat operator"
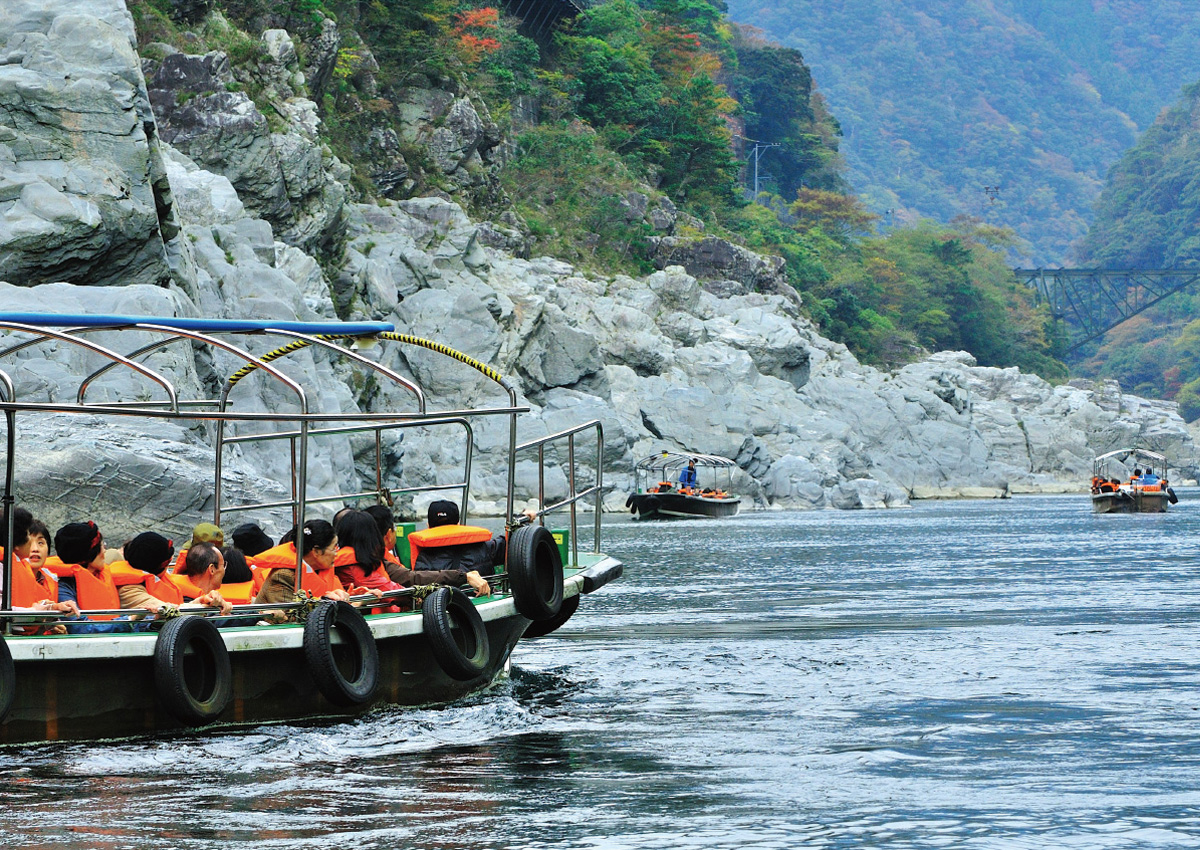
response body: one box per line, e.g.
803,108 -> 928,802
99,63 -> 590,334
678,458 -> 698,490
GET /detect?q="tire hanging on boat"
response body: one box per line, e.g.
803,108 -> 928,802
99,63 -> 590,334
303,600 -> 379,706
521,593 -> 580,639
153,616 -> 232,725
422,587 -> 490,681
506,524 -> 563,621
0,636 -> 14,722
1168,487 -> 1179,504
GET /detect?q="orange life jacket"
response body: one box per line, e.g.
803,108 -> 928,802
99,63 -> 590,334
168,572 -> 206,602
45,558 -> 119,618
10,557 -> 60,608
109,561 -> 185,606
407,524 -> 493,569
251,542 -> 344,596
219,581 -> 255,605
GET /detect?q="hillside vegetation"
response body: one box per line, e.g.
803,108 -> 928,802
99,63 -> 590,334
127,0 -> 1065,380
723,0 -> 1200,266
1071,83 -> 1200,419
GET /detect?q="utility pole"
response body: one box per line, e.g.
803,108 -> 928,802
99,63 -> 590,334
735,135 -> 780,200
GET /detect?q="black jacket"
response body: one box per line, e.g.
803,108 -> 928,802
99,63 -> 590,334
413,535 -> 505,575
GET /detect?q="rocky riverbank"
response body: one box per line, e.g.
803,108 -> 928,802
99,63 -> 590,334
1,2 -> 1195,539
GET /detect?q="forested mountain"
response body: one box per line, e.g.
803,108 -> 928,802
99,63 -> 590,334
1070,83 -> 1200,418
722,0 -> 1200,265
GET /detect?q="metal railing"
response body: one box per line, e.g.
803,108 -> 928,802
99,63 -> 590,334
516,420 -> 604,567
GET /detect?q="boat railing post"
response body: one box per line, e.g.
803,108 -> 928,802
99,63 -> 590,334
594,422 -> 603,555
2,408 -> 14,629
567,432 -> 578,568
538,443 -> 545,526
297,418 -> 309,579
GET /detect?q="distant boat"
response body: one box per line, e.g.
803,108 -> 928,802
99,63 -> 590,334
626,451 -> 741,520
1090,447 -> 1177,514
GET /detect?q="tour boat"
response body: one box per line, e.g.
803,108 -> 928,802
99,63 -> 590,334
0,313 -> 621,745
1090,447 -> 1177,514
626,450 -> 741,519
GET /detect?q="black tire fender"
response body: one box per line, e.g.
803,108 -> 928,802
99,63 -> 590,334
507,525 -> 563,621
422,587 -> 490,681
153,616 -> 232,726
521,593 -> 580,639
1168,487 -> 1179,504
0,636 -> 13,723
303,600 -> 379,707
625,493 -> 634,509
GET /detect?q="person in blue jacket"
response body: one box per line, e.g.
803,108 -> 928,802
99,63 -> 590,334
678,458 -> 698,489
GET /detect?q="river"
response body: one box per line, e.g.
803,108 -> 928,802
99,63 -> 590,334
3,493 -> 1200,848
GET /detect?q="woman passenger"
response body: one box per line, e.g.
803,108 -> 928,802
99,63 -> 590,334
251,519 -> 353,605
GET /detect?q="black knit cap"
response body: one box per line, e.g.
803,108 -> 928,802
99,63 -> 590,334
55,521 -> 103,566
231,522 -> 274,557
125,532 -> 174,574
427,499 -> 459,528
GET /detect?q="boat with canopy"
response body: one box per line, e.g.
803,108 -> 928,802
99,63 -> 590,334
0,312 -> 621,744
626,450 -> 741,519
1090,447 -> 1176,513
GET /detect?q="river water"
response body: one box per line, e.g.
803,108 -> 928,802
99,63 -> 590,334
3,493 -> 1200,849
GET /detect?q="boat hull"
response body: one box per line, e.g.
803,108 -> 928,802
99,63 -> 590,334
0,561 -> 621,745
628,492 -> 741,520
1092,491 -> 1169,513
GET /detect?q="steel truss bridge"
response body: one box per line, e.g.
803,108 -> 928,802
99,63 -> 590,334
501,0 -> 589,40
1014,268 -> 1200,353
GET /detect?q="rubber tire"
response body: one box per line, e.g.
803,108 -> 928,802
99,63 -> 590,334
522,593 -> 580,639
422,587 -> 490,681
1168,487 -> 1179,504
0,636 -> 14,723
303,600 -> 380,707
507,525 -> 564,621
153,616 -> 232,726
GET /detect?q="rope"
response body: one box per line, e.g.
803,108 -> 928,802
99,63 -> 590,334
409,584 -> 438,606
285,589 -> 321,624
224,332 -> 509,391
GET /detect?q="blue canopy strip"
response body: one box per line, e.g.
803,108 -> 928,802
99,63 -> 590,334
0,313 -> 394,335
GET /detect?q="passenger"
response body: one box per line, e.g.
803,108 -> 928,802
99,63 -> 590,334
49,521 -> 118,612
1131,468 -> 1143,484
0,508 -> 78,625
678,458 -> 698,490
172,522 -> 225,574
173,542 -> 233,615
363,504 -> 404,568
1142,467 -> 1160,486
218,547 -> 256,604
407,500 -> 537,595
111,531 -> 185,612
362,504 -> 479,591
230,523 -> 273,558
18,518 -> 51,571
332,510 -> 453,593
48,521 -> 135,632
252,519 -> 352,605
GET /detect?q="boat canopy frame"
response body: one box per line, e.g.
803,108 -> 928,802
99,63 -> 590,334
632,450 -> 737,493
1092,447 -> 1170,478
0,312 -> 604,625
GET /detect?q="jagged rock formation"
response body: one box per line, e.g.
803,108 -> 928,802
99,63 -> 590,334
1,1 -> 1196,543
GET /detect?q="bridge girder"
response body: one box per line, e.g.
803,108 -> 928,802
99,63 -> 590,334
1014,268 -> 1200,353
